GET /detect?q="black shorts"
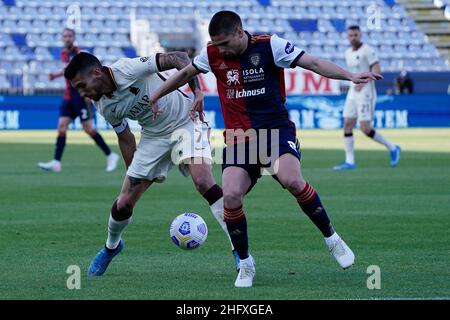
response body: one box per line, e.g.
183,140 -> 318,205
222,127 -> 301,193
59,98 -> 92,122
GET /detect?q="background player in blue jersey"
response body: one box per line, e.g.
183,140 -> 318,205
150,11 -> 382,287
38,28 -> 118,172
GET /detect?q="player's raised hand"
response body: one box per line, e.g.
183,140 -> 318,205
150,99 -> 163,120
351,72 -> 383,84
190,91 -> 205,123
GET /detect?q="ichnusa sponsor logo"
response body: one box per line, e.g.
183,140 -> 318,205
235,87 -> 266,98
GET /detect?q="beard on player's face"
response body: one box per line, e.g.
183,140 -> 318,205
63,33 -> 75,49
74,75 -> 103,101
89,81 -> 104,101
348,32 -> 361,47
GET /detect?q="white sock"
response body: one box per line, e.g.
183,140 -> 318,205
344,136 -> 355,165
210,197 -> 235,251
372,131 -> 396,151
240,256 -> 253,265
106,214 -> 131,250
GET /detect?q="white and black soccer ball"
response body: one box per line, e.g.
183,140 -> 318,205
169,213 -> 208,250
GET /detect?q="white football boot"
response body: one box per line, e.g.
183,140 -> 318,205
38,160 -> 61,172
234,255 -> 256,288
106,152 -> 119,172
325,232 -> 355,269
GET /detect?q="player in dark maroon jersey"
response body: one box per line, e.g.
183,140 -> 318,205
38,28 -> 118,172
150,11 -> 382,287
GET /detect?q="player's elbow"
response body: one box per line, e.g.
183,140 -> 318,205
179,67 -> 195,85
371,63 -> 381,74
310,57 -> 320,70
176,51 -> 190,61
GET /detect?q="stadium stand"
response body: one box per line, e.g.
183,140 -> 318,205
397,0 -> 450,63
0,0 -> 448,93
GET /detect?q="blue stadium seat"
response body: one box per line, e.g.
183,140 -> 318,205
324,32 -> 341,46
310,32 -> 327,46
34,47 -> 52,61
0,34 -> 13,47
330,19 -> 346,33
316,20 -> 333,33
421,44 -> 440,58
289,19 -> 318,32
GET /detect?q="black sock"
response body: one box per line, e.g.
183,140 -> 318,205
54,135 -> 66,161
295,183 -> 334,237
224,205 -> 249,260
91,132 -> 111,156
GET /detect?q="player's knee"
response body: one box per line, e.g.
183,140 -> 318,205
57,124 -> 68,135
83,126 -> 96,137
343,124 -> 353,132
223,190 -> 244,208
192,175 -> 213,194
283,178 -> 306,195
361,127 -> 373,136
113,198 -> 134,221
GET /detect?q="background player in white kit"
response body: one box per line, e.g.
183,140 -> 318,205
64,52 -> 239,276
333,25 -> 401,170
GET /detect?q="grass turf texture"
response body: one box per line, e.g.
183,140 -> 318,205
0,129 -> 449,299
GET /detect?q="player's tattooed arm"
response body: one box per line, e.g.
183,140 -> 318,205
157,52 -> 202,95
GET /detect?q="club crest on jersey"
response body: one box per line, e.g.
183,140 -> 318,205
140,57 -> 149,62
285,42 -> 295,54
249,54 -> 260,67
226,69 -> 240,86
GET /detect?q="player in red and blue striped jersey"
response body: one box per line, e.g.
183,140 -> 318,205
150,11 -> 383,288
38,28 -> 118,173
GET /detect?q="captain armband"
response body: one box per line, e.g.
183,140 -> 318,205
112,119 -> 128,134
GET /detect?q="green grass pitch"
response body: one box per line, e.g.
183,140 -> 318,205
0,129 -> 449,299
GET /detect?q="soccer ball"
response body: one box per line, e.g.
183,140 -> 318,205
169,213 -> 208,250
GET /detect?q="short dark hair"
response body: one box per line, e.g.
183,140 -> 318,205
208,11 -> 242,36
63,27 -> 76,36
64,52 -> 102,80
347,25 -> 361,31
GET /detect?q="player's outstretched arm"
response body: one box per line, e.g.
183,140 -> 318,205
150,64 -> 201,120
296,53 -> 383,84
157,52 -> 202,95
157,52 -> 205,121
48,69 -> 65,81
116,125 -> 136,169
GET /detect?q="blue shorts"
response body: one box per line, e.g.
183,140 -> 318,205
59,98 -> 92,122
222,126 -> 301,193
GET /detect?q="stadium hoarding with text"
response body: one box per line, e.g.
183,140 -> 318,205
0,94 -> 449,130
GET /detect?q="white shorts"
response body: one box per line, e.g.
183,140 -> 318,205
343,97 -> 376,122
127,120 -> 212,182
